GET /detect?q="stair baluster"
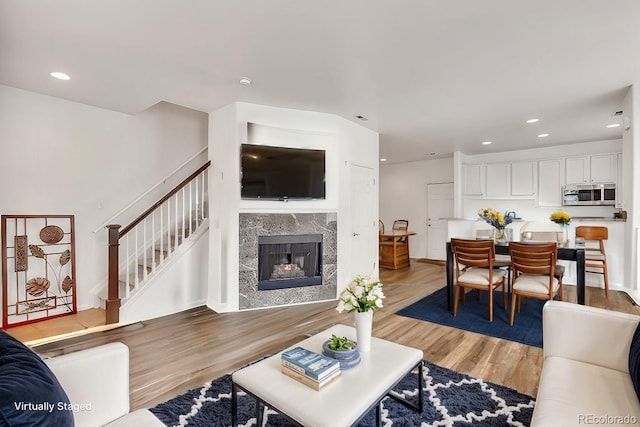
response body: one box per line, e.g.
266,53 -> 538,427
106,161 -> 210,324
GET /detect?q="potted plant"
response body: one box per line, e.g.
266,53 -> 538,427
322,334 -> 361,369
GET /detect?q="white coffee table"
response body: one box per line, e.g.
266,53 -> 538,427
231,324 -> 424,426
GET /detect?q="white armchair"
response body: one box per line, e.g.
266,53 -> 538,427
44,342 -> 164,427
531,300 -> 640,426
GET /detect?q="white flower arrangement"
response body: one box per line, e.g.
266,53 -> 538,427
336,274 -> 385,313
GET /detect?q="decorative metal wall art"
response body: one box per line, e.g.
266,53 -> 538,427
2,215 -> 77,329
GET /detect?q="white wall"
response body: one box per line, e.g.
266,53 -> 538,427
207,102 -> 378,312
623,85 -> 639,295
0,85 -> 208,312
379,157 -> 454,259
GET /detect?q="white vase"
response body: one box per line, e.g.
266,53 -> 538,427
354,310 -> 373,352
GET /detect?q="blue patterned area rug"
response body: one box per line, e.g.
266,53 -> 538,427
396,287 -> 547,347
150,359 -> 535,426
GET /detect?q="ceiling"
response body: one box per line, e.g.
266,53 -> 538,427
1,0 -> 639,164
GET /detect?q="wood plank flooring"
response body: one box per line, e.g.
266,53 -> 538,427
21,261 -> 640,412
7,308 -> 107,345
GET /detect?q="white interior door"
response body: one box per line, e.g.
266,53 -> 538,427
427,182 -> 454,261
350,164 -> 376,276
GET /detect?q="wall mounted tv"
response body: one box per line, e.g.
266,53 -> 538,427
240,144 -> 326,200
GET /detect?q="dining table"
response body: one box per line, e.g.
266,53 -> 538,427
445,241 -> 586,312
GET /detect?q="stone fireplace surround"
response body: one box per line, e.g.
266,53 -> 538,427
239,212 -> 337,310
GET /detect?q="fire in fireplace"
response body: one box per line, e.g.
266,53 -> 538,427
257,234 -> 323,290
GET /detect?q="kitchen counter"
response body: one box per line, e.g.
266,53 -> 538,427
571,217 -> 626,222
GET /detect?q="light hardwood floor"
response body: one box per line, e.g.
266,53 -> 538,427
7,308 -> 107,345
15,261 -> 640,411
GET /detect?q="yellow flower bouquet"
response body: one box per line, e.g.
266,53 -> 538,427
550,211 -> 571,226
478,208 -> 512,229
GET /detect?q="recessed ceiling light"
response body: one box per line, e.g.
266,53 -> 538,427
606,123 -> 621,128
538,133 -> 549,138
380,158 -> 387,162
239,77 -> 252,85
482,141 -> 492,145
526,118 -> 539,124
50,72 -> 70,80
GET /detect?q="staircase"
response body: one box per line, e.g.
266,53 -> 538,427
110,215 -> 206,299
105,161 -> 210,323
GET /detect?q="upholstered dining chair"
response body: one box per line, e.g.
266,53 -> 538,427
451,238 -> 506,322
519,222 -> 566,286
379,219 -> 385,234
508,241 -> 562,326
473,222 -> 512,287
575,226 -> 609,298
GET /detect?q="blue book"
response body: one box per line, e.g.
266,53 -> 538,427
281,346 -> 340,381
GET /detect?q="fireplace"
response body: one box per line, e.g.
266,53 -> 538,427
258,234 -> 323,290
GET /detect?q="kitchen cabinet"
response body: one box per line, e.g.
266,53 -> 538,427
590,154 -> 617,183
463,161 -> 535,199
485,163 -> 509,197
511,161 -> 535,196
462,164 -> 484,196
565,156 -> 589,184
538,159 -> 563,206
565,154 -> 617,184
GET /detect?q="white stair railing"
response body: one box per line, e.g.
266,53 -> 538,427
106,161 -> 210,323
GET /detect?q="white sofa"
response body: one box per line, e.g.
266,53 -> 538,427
531,300 -> 640,426
44,342 -> 164,427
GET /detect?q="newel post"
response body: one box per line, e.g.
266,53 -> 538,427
106,224 -> 121,324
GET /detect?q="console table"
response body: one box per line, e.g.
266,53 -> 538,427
445,241 -> 586,312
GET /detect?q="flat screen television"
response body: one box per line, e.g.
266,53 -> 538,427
240,144 -> 326,200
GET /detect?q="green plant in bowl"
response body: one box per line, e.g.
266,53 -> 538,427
327,334 -> 356,351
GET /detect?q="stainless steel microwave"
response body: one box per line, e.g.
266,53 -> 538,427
563,184 -> 616,206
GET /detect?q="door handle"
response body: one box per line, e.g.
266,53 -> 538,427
353,232 -> 360,237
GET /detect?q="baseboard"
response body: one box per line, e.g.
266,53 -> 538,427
415,258 -> 445,266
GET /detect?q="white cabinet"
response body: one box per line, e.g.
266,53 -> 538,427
463,164 -> 484,196
565,154 -> 616,184
590,153 -> 617,183
463,161 -> 535,199
511,161 -> 535,196
538,159 -> 563,206
485,163 -> 509,197
565,156 -> 589,184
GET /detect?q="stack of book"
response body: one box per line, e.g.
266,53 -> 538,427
281,346 -> 341,390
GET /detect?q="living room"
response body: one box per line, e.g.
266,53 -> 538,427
3,2 -> 640,426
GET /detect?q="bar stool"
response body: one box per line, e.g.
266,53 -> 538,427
575,226 -> 609,298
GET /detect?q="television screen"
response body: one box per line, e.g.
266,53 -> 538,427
241,144 -> 326,200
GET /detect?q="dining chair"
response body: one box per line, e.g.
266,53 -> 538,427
519,222 -> 565,286
392,220 -> 408,232
521,231 -> 565,288
575,225 -> 609,298
474,222 -> 512,287
451,238 -> 506,322
508,241 -> 562,326
392,220 -> 409,243
378,219 -> 385,234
